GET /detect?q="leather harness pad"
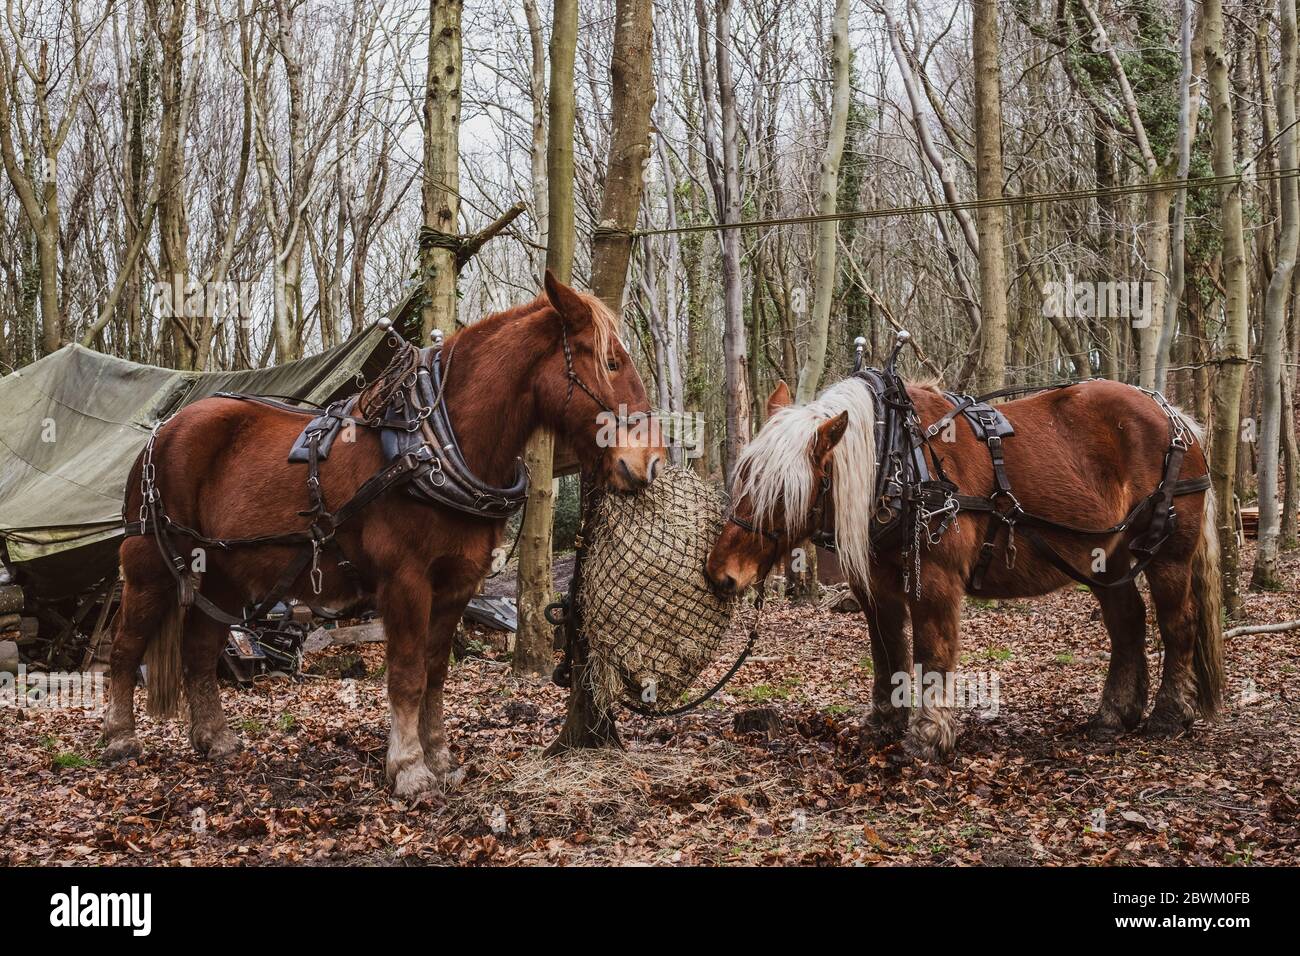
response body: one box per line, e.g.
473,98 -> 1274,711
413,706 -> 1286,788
942,392 -> 1015,441
279,347 -> 526,518
287,398 -> 358,462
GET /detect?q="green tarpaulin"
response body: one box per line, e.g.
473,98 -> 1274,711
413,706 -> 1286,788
0,325 -> 397,598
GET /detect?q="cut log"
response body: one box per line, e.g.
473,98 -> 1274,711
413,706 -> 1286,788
305,620 -> 385,650
733,707 -> 785,739
0,640 -> 19,675
1239,506 -> 1259,539
0,585 -> 23,614
18,617 -> 39,644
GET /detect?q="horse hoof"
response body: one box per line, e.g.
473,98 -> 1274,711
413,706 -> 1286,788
901,735 -> 953,764
392,763 -> 442,799
193,730 -> 242,761
1081,716 -> 1128,740
441,765 -> 468,790
206,735 -> 243,761
102,737 -> 143,764
1140,716 -> 1190,739
423,747 -> 453,777
866,709 -> 908,742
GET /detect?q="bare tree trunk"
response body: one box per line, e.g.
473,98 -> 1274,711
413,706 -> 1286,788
696,0 -> 750,483
588,0 -> 655,318
970,0 -> 1008,393
1252,0 -> 1298,589
795,0 -> 849,404
0,4 -> 103,355
1281,365 -> 1300,548
153,0 -> 197,368
1078,0 -> 1172,391
516,0 -> 576,682
420,0 -> 462,342
547,0 -> 655,752
523,0 -> 547,279
1155,0 -> 1197,392
881,1 -> 982,349
1205,0 -> 1252,615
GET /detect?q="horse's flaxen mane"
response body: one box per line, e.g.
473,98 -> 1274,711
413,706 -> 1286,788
734,377 -> 878,589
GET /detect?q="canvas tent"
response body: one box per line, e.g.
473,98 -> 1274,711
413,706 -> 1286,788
0,325 -> 399,599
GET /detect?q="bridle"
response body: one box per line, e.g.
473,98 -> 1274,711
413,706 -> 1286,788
726,511 -> 780,543
560,321 -> 617,416
726,467 -> 835,550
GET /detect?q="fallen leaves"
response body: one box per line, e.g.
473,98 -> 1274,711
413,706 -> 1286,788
2,546 -> 1299,866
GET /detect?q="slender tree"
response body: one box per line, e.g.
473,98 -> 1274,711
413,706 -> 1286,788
515,0 -> 577,680
795,0 -> 849,404
421,0 -> 462,342
696,0 -> 750,483
549,0 -> 657,751
0,1 -> 103,354
1204,0 -> 1251,614
970,0 -> 1009,392
1252,0 -> 1298,589
588,0 -> 655,316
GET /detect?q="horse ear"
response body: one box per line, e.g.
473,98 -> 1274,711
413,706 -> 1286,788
544,269 -> 592,330
810,411 -> 849,469
766,380 -> 793,416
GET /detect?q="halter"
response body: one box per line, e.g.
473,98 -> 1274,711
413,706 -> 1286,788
727,512 -> 780,543
560,322 -> 616,416
726,469 -> 834,548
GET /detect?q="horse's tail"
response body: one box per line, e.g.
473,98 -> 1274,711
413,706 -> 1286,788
143,598 -> 186,719
1189,483 -> 1225,718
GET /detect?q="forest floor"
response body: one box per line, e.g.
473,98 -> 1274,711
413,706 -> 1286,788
3,544 -> 1298,867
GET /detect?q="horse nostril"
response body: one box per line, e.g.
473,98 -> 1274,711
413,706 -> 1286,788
647,454 -> 661,483
617,457 -> 646,489
713,572 -> 737,596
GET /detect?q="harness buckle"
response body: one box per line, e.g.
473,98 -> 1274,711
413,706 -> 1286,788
990,489 -> 1021,516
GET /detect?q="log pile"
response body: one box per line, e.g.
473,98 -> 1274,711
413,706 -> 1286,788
1,585 -> 24,643
0,584 -> 36,648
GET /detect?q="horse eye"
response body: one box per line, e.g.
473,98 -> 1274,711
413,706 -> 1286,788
606,359 -> 620,372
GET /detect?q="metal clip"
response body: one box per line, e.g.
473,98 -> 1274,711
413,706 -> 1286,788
310,541 -> 323,595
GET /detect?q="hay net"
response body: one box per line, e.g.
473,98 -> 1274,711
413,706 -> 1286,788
579,466 -> 737,715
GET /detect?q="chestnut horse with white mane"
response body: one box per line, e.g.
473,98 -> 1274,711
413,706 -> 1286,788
104,274 -> 663,796
706,375 -> 1223,761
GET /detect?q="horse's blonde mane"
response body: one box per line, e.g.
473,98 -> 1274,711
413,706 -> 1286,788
734,378 -> 878,590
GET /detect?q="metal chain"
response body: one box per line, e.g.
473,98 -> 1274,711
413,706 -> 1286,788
138,419 -> 168,525
1135,385 -> 1192,450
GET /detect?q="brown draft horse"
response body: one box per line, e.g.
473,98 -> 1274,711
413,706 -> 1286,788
706,375 -> 1224,761
103,273 -> 663,796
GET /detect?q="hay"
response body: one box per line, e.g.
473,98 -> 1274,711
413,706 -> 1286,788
579,466 -> 736,714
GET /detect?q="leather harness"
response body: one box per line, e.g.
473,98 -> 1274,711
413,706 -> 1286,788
123,325 -> 607,627
734,338 -> 1212,597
